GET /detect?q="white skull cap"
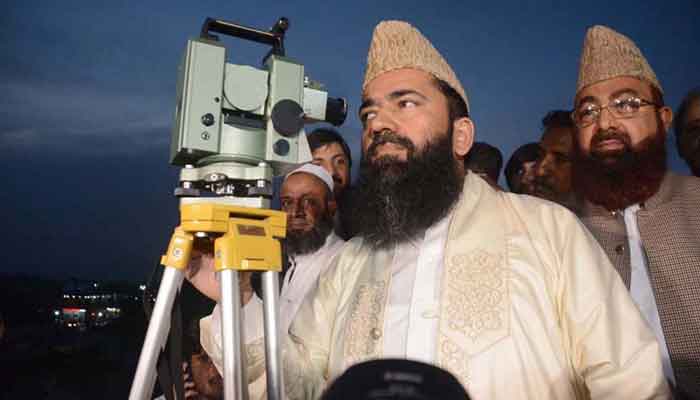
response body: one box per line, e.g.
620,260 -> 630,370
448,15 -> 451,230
284,163 -> 334,192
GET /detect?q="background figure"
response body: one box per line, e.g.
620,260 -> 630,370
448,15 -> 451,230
185,319 -> 223,400
530,110 -> 577,209
307,127 -> 355,239
675,87 -> 700,177
504,142 -> 540,194
321,359 -> 470,400
463,141 -> 503,188
150,285 -> 220,400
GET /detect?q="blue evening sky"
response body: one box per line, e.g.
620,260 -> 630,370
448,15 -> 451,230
1,1 -> 698,280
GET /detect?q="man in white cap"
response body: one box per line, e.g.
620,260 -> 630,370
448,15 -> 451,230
571,25 -> 700,398
194,21 -> 669,400
188,164 -> 345,395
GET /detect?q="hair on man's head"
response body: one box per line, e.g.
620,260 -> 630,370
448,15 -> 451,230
307,128 -> 353,168
542,110 -> 574,130
433,78 -> 469,123
464,142 -> 503,182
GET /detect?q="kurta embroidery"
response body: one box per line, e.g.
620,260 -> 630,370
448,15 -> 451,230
344,280 -> 387,365
445,251 -> 508,341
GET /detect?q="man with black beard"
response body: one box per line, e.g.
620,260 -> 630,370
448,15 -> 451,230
194,21 -> 668,400
274,163 -> 345,335
349,128 -> 464,246
571,25 -> 700,398
281,164 -> 341,258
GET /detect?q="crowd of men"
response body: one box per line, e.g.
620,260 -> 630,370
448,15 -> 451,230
179,20 -> 698,400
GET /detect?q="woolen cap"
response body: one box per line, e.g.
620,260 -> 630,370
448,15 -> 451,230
576,25 -> 662,94
363,20 -> 469,112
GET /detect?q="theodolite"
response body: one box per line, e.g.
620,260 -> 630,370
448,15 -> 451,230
129,16 -> 346,400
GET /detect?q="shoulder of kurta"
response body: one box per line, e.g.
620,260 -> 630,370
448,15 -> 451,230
498,191 -> 584,237
316,236 -> 370,288
495,190 -> 608,280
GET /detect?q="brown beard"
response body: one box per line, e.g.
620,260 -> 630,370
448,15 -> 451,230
572,123 -> 667,211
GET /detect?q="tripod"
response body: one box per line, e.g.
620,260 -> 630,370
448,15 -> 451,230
129,196 -> 287,400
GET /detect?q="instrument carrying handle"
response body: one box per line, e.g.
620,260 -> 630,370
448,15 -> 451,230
200,17 -> 288,56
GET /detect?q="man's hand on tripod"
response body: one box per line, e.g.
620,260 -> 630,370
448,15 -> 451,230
186,238 -> 255,305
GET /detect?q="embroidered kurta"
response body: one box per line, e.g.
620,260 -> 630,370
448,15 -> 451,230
203,172 -> 670,400
579,172 -> 700,398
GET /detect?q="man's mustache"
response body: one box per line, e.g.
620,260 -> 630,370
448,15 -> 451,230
366,130 -> 416,159
590,129 -> 632,149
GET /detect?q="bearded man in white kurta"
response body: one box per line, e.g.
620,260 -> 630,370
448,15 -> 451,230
198,20 -> 670,400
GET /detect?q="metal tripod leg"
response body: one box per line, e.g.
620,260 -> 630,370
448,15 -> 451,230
218,270 -> 284,400
219,269 -> 249,400
129,267 -> 185,400
261,271 -> 283,400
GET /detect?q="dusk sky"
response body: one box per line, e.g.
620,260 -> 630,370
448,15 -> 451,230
2,1 -> 698,282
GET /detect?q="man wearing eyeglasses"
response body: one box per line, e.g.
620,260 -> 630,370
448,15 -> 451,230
571,25 -> 700,399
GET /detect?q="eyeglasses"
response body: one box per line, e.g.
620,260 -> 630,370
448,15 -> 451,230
571,96 -> 660,128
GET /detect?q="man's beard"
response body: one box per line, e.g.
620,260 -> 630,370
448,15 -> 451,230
572,123 -> 667,211
349,129 -> 464,249
286,213 -> 334,256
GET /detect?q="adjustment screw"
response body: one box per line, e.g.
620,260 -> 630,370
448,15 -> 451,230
201,113 -> 215,127
201,131 -> 210,140
273,139 -> 290,156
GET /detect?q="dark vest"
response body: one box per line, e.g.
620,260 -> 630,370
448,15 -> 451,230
579,173 -> 700,398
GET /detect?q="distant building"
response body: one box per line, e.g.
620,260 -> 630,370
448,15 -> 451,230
53,278 -> 142,330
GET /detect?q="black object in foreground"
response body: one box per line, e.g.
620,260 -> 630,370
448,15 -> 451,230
321,359 -> 471,400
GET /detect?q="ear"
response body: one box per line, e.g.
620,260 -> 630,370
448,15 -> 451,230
659,106 -> 673,133
452,117 -> 475,159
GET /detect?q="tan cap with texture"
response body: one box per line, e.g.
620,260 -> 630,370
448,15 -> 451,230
577,25 -> 662,94
363,20 -> 469,112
